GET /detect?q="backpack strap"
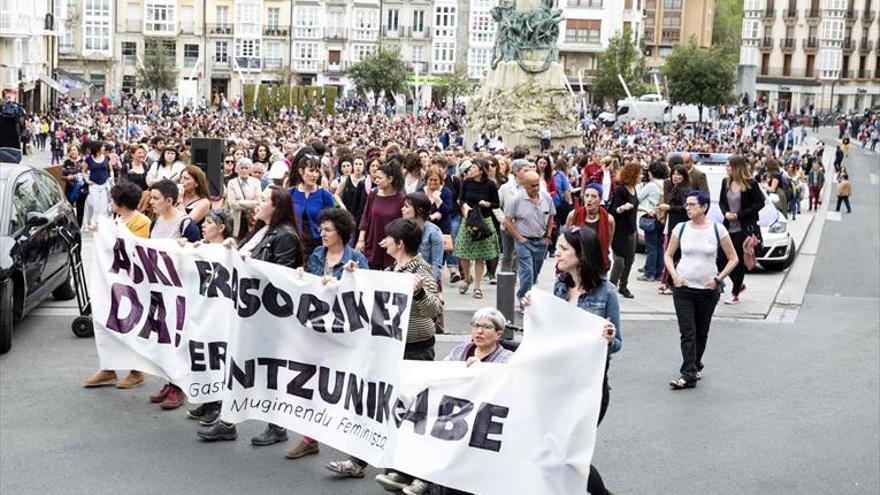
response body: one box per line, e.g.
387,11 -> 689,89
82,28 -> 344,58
677,222 -> 686,240
713,222 -> 720,246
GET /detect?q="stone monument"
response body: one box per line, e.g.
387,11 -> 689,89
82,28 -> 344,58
467,0 -> 582,151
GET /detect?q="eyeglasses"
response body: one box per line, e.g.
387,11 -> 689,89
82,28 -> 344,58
684,202 -> 701,207
471,322 -> 497,331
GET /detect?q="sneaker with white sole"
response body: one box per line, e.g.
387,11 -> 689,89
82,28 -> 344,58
375,472 -> 411,491
724,295 -> 740,305
402,479 -> 431,495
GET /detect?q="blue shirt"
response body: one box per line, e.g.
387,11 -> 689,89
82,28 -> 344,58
306,245 -> 369,279
553,278 -> 622,355
552,170 -> 570,206
419,221 -> 444,282
86,156 -> 110,185
289,187 -> 335,240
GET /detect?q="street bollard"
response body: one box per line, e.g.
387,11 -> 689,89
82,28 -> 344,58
496,271 -> 516,340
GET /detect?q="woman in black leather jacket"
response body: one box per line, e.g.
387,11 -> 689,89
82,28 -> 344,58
239,185 -> 303,268
196,185 -> 302,445
718,155 -> 765,305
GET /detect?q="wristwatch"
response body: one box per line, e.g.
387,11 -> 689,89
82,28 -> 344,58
712,277 -> 722,285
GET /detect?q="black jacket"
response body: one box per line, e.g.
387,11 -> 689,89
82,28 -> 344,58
719,178 -> 765,239
249,225 -> 303,269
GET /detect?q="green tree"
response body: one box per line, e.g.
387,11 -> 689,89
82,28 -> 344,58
136,40 -> 178,97
324,86 -> 338,115
443,64 -> 472,105
590,28 -> 647,103
346,48 -> 410,105
661,39 -> 736,122
712,0 -> 744,62
242,83 -> 257,114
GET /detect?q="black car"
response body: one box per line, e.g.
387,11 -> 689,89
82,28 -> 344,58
1,156 -> 80,354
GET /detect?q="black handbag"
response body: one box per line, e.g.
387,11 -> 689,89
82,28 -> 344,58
465,209 -> 492,242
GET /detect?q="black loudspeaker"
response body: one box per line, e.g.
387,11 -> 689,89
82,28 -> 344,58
190,138 -> 225,196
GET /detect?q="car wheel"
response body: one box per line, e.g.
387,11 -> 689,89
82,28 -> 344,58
0,281 -> 14,354
52,275 -> 76,301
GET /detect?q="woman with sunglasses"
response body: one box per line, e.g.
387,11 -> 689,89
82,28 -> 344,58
664,190 -> 738,390
523,226 -> 620,495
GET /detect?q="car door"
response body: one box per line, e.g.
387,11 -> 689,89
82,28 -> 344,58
33,171 -> 70,281
11,171 -> 53,299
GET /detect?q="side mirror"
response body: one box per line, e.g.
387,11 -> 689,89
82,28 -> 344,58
26,212 -> 49,228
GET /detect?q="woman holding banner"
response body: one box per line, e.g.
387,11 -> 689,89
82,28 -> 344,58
285,208 -> 369,460
326,218 -> 441,491
184,209 -> 235,427
82,181 -> 151,389
524,226 -> 620,495
197,185 -> 304,445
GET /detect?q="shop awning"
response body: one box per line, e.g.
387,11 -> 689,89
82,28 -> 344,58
39,74 -> 68,94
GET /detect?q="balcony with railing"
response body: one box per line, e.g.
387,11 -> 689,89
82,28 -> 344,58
263,26 -> 289,37
803,37 -> 819,52
293,26 -> 321,39
409,27 -> 429,39
324,60 -> 344,73
123,54 -> 137,66
235,57 -> 261,70
844,9 -> 856,23
184,56 -> 198,68
859,40 -> 873,53
0,11 -> 39,36
351,28 -> 379,42
783,9 -> 797,22
212,58 -> 230,69
180,22 -> 195,34
780,38 -> 796,51
660,29 -> 680,43
842,39 -> 855,52
263,57 -> 284,69
409,61 -> 428,74
293,59 -> 319,72
855,68 -> 870,79
863,10 -> 875,22
208,23 -> 234,35
324,27 -> 347,40
805,8 -> 820,22
758,67 -> 819,79
382,26 -> 408,38
432,62 -> 454,74
762,7 -> 775,20
760,37 -> 773,50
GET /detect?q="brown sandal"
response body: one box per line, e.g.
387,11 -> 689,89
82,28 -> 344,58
459,276 -> 473,294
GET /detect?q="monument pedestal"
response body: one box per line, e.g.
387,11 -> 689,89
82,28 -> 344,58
467,60 -> 581,152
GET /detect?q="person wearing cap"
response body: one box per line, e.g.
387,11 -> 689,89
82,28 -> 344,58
566,183 -> 615,274
267,160 -> 289,187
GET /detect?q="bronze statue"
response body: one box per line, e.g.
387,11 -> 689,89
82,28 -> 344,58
490,0 -> 563,74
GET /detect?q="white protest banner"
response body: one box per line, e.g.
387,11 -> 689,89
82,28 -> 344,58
389,289 -> 609,495
90,220 -> 413,464
90,221 -> 608,492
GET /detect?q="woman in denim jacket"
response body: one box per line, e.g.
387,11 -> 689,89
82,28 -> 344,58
528,225 -> 621,495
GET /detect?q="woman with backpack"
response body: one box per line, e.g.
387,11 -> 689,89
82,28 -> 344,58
719,156 -> 765,305
664,190 -> 739,390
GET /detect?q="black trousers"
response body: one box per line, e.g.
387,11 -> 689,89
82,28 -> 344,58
717,230 -> 747,296
836,196 -> 851,213
672,287 -> 720,383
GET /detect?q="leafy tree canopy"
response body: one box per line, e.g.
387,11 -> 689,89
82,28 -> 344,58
591,28 -> 647,103
661,39 -> 737,122
346,48 -> 410,104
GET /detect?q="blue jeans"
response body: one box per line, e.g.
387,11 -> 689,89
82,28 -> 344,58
515,239 -> 548,301
445,214 -> 461,269
643,227 -> 664,279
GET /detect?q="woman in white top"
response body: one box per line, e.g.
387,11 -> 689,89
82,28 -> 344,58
146,147 -> 186,186
636,161 -> 668,281
226,157 -> 262,238
663,190 -> 738,390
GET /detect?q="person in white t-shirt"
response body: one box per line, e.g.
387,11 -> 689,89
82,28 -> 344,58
663,190 -> 738,390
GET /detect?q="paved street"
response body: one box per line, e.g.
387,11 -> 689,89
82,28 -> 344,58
1,130 -> 878,494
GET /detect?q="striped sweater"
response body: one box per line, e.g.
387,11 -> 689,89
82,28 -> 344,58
386,254 -> 441,345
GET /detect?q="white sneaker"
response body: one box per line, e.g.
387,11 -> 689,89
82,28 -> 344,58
402,479 -> 431,495
375,472 -> 410,491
